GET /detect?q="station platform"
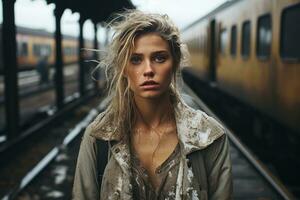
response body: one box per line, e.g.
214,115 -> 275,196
0,84 -> 290,200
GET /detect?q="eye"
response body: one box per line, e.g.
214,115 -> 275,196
153,54 -> 168,63
130,55 -> 142,65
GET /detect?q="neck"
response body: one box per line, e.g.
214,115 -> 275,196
134,93 -> 173,128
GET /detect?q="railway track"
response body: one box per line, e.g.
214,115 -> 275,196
0,63 -> 95,138
182,70 -> 299,199
0,97 -> 105,200
182,83 -> 295,200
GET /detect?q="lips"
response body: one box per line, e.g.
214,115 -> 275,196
140,80 -> 160,90
140,80 -> 159,86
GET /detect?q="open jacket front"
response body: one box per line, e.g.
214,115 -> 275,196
73,101 -> 233,200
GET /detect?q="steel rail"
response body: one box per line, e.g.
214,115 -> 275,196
0,95 -> 106,200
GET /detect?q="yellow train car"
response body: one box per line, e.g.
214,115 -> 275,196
0,26 -> 79,72
17,31 -> 55,69
0,26 -> 97,74
182,0 -> 300,133
62,38 -> 79,64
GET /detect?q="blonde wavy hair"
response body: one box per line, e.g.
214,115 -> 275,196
97,10 -> 188,140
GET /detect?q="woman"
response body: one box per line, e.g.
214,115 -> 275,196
73,10 -> 232,200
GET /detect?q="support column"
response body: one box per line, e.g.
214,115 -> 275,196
78,16 -> 85,96
93,22 -> 99,91
2,0 -> 19,139
54,7 -> 64,109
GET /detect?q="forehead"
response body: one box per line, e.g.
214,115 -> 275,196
132,33 -> 170,53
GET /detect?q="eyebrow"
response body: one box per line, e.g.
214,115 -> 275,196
131,50 -> 169,56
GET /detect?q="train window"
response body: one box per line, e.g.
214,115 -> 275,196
72,47 -> 77,55
33,44 -> 51,57
17,42 -> 28,56
280,3 -> 300,61
241,21 -> 251,58
64,47 -> 72,55
66,47 -> 76,56
33,44 -> 40,56
46,45 -> 51,56
257,14 -> 272,59
220,29 -> 227,55
230,25 -> 237,56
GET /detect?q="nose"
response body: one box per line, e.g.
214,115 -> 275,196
143,59 -> 154,77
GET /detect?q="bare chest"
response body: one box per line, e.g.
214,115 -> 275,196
132,129 -> 179,188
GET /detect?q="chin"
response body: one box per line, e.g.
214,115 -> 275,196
138,90 -> 169,99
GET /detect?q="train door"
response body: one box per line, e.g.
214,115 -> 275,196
209,19 -> 216,82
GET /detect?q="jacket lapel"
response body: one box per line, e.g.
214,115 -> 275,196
175,101 -> 225,155
110,140 -> 131,175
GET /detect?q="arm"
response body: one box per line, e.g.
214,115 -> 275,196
72,126 -> 99,200
203,134 -> 233,200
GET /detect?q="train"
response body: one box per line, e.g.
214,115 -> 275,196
0,25 -> 94,73
181,0 -> 300,133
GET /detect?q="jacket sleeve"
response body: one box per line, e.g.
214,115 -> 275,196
72,126 -> 100,200
203,133 -> 233,200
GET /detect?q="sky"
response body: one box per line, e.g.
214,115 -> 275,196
132,0 -> 227,29
0,0 -> 227,41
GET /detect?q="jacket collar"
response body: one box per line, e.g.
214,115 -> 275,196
89,100 -> 225,155
175,100 -> 225,155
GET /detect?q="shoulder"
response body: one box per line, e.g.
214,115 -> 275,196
80,124 -> 98,148
193,107 -> 228,150
85,110 -> 121,141
176,100 -> 225,136
175,101 -> 226,154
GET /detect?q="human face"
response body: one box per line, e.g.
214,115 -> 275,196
125,33 -> 174,100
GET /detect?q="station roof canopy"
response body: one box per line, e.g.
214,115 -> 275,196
45,0 -> 135,23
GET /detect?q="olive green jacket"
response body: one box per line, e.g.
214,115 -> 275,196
73,101 -> 233,200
